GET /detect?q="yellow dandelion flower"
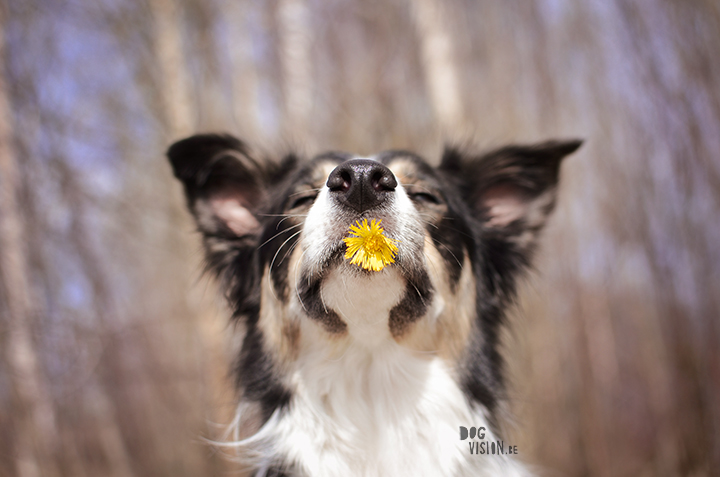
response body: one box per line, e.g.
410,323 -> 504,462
343,219 -> 399,272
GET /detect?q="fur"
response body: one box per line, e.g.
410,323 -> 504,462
167,135 -> 581,476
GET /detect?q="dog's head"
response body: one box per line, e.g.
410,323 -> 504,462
168,134 -> 580,415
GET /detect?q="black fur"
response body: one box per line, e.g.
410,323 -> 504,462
168,135 -> 298,418
388,270 -> 434,338
438,140 -> 582,413
236,324 -> 292,422
297,272 -> 348,334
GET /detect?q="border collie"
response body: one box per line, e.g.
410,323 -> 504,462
167,134 -> 581,477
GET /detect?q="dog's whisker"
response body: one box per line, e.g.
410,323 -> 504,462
268,229 -> 303,273
278,236 -> 302,267
433,240 -> 464,269
294,249 -> 309,313
276,215 -> 299,228
258,223 -> 303,250
417,213 -> 438,223
258,213 -> 309,217
266,229 -> 304,301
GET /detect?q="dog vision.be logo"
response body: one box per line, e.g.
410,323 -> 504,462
460,426 -> 519,456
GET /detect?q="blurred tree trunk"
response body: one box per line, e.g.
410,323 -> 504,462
55,163 -> 135,477
278,0 -> 313,143
151,0 -> 194,141
410,0 -> 463,134
228,0 -> 261,140
150,1 -> 235,466
0,8 -> 58,477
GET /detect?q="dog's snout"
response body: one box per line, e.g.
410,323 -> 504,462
327,159 -> 397,212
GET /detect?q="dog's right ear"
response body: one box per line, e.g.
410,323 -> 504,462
167,134 -> 268,239
168,134 -> 297,316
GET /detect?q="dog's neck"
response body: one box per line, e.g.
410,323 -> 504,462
293,266 -> 434,422
291,266 -> 433,433
250,268 -> 525,476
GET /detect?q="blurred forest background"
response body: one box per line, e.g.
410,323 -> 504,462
0,0 -> 719,476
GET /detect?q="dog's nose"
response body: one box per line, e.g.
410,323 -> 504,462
327,159 -> 397,212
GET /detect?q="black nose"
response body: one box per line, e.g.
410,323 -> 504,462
326,159 -> 397,213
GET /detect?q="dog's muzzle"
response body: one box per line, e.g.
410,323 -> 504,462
326,159 -> 397,213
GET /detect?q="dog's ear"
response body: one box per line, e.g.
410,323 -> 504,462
441,139 -> 582,249
167,134 -> 271,239
168,134 -> 297,316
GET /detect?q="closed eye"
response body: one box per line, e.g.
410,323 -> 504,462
288,192 -> 318,209
409,191 -> 441,205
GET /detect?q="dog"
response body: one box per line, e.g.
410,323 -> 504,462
167,134 -> 581,477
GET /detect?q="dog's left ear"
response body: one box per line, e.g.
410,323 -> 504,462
441,139 -> 582,249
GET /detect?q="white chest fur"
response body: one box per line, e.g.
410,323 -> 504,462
251,268 -> 531,476
264,342 -> 528,477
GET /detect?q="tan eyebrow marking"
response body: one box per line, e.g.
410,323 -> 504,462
386,158 -> 420,184
314,161 -> 341,186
